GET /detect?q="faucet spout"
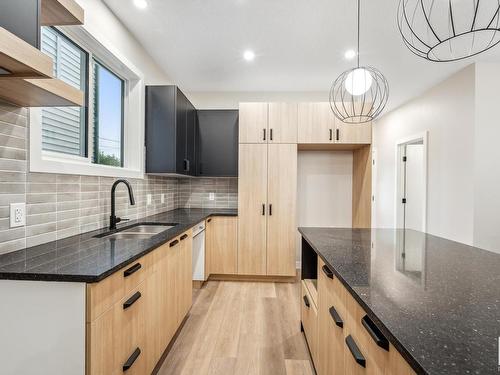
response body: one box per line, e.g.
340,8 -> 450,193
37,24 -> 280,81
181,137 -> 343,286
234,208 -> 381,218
110,179 -> 136,230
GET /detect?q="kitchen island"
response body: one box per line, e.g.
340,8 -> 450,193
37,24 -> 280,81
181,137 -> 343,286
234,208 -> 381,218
299,227 -> 500,374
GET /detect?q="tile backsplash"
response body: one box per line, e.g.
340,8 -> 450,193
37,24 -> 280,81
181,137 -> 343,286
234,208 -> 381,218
0,100 -> 238,255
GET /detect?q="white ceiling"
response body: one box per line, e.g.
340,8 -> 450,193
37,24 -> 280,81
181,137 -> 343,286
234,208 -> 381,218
103,0 -> 500,111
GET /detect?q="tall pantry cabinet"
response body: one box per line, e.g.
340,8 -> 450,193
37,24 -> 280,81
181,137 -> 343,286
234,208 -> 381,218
238,103 -> 298,277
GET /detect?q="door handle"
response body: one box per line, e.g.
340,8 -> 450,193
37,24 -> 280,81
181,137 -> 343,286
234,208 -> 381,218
269,204 -> 272,216
263,128 -> 266,141
270,128 -> 273,141
262,204 -> 265,215
123,348 -> 141,371
361,315 -> 389,351
303,295 -> 310,308
336,128 -> 340,141
345,335 -> 366,367
329,129 -> 333,141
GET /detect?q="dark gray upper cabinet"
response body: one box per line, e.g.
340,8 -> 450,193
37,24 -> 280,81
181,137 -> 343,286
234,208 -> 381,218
145,86 -> 197,176
0,0 -> 41,48
196,110 -> 239,177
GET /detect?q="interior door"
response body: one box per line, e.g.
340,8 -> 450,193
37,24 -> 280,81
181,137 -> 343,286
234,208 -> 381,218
298,102 -> 335,144
238,143 -> 268,275
266,143 -> 297,276
238,102 -> 268,143
268,103 -> 298,143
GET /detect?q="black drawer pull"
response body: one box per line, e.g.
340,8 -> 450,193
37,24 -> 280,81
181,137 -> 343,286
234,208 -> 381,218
329,128 -> 333,141
303,295 -> 310,308
322,264 -> 333,279
263,128 -> 266,141
262,204 -> 265,215
345,335 -> 366,367
123,347 -> 141,371
269,204 -> 272,216
123,263 -> 141,277
207,218 -> 212,223
123,291 -> 141,310
170,239 -> 179,247
361,315 -> 389,351
270,128 -> 273,141
336,128 -> 340,141
329,306 -> 343,328
180,234 -> 188,240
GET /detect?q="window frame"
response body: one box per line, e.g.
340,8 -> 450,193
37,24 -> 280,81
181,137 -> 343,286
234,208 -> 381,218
29,25 -> 145,179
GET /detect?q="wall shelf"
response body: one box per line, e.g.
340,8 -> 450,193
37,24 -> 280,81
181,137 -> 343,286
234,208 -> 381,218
41,0 -> 85,26
0,27 -> 53,78
0,77 -> 84,107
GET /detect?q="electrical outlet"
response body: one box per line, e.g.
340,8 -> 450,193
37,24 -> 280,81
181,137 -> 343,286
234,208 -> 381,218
161,194 -> 165,204
147,194 -> 152,206
10,203 -> 25,228
209,192 -> 215,201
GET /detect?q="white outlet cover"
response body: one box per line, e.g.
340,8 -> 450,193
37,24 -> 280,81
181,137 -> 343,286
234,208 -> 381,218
147,194 -> 152,205
161,193 -> 165,204
10,202 -> 25,228
209,192 -> 215,201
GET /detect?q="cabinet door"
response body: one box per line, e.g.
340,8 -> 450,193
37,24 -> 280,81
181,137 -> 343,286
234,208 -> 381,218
207,216 -> 238,275
159,238 -> 179,351
176,90 -> 188,174
239,102 -> 268,143
185,103 -> 197,175
266,144 -> 297,276
196,110 -> 239,177
268,103 -> 297,143
298,102 -> 335,144
238,143 -> 268,275
178,231 -> 193,321
336,121 -> 372,144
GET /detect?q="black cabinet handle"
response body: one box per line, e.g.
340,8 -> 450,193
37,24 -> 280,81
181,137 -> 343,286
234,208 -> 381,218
322,264 -> 333,279
329,306 -> 343,328
207,218 -> 212,223
180,234 -> 188,241
123,347 -> 141,371
123,291 -> 141,310
263,128 -> 266,141
336,128 -> 340,141
270,128 -> 273,141
262,204 -> 265,215
183,159 -> 188,171
345,335 -> 366,367
361,315 -> 389,351
329,128 -> 333,141
170,239 -> 179,247
186,159 -> 190,172
303,295 -> 310,308
269,204 -> 272,216
123,263 -> 141,277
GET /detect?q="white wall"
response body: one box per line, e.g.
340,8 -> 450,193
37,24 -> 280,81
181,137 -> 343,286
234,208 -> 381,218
473,63 -> 500,253
373,65 -> 476,245
187,91 -> 329,109
297,151 -> 353,261
77,0 -> 172,85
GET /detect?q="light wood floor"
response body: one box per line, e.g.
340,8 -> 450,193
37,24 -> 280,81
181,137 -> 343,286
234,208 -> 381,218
157,280 -> 315,375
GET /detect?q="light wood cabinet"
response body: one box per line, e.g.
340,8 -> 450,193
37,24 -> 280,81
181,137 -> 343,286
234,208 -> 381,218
337,121 -> 372,144
41,0 -> 85,26
206,216 -> 238,275
301,282 -> 318,365
268,102 -> 298,143
239,102 -> 269,143
298,102 -> 335,144
238,143 -> 297,276
87,230 -> 193,375
238,143 -> 268,275
266,144 -> 297,276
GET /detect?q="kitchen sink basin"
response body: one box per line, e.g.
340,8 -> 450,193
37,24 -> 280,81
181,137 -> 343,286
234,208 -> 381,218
95,223 -> 178,240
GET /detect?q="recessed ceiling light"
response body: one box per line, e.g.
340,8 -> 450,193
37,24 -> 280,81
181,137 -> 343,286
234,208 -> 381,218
243,50 -> 255,62
133,0 -> 148,9
344,49 -> 357,60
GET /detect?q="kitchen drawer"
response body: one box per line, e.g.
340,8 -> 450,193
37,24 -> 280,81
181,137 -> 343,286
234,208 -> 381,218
318,258 -> 346,320
87,283 -> 147,375
87,253 -> 151,322
301,282 -> 318,366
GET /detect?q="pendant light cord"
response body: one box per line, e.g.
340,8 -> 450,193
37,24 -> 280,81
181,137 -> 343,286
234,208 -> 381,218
357,0 -> 360,68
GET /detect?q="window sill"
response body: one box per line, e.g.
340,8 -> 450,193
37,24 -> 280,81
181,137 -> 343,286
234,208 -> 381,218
30,152 -> 144,179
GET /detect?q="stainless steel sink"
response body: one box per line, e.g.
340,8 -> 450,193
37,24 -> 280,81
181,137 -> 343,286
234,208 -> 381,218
96,223 -> 178,240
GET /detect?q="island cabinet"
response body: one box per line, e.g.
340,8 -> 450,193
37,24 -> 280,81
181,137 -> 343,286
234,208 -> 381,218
86,230 -> 193,375
308,258 -> 415,375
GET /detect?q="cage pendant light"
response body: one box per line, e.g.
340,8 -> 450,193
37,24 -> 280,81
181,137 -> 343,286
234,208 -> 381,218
329,0 -> 389,124
398,0 -> 500,62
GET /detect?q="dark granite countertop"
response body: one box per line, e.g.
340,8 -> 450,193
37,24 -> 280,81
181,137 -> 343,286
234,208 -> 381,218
0,208 -> 237,283
299,227 -> 500,375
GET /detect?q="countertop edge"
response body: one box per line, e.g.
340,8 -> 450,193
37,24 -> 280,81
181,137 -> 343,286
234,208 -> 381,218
298,227 -> 427,375
0,211 -> 237,284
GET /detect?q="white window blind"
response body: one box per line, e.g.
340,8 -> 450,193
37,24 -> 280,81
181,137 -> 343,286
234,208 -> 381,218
41,27 -> 87,156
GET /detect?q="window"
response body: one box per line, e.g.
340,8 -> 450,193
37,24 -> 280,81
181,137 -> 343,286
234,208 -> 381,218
41,27 -> 88,156
30,26 -> 145,178
92,60 -> 124,167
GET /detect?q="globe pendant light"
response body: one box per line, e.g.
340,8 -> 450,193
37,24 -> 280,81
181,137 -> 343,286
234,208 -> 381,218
330,0 -> 389,124
398,0 -> 500,62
